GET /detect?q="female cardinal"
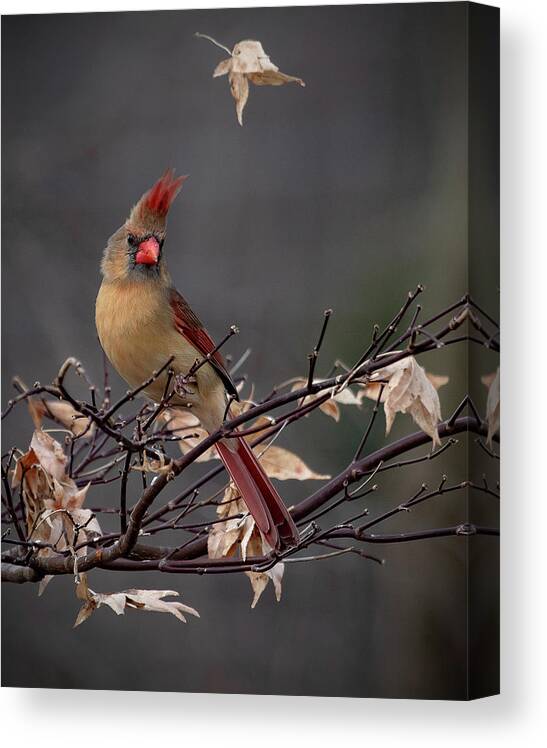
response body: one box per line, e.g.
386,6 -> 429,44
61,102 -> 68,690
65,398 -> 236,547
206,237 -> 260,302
95,170 -> 299,551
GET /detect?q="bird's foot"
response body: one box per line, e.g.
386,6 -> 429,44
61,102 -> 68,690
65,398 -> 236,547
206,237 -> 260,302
174,373 -> 198,396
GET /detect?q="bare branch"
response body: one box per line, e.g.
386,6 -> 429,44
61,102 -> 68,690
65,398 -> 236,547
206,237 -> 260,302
1,291 -> 499,588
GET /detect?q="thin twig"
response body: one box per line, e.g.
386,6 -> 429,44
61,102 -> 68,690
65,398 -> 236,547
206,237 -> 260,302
307,309 -> 332,389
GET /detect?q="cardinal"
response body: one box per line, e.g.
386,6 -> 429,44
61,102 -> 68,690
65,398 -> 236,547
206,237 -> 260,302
95,170 -> 299,551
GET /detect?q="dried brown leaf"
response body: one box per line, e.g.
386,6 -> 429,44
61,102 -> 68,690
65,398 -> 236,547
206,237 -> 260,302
359,381 -> 385,403
162,408 -> 217,462
37,401 -> 95,439
247,571 -> 270,609
290,379 -> 361,422
360,370 -> 449,404
131,451 -> 174,477
12,448 -> 52,535
124,589 -> 200,623
365,357 -> 447,445
319,398 -> 340,422
229,72 -> 249,125
207,485 -> 249,560
244,527 -> 285,607
256,445 -> 330,481
74,603 -> 95,627
267,562 -> 285,603
74,573 -> 199,627
27,397 -> 44,429
30,429 -> 67,482
248,70 -> 304,87
209,39 -> 305,125
208,484 -> 287,607
11,430 -> 101,592
426,373 -> 450,390
213,58 -> 232,77
331,387 -> 363,406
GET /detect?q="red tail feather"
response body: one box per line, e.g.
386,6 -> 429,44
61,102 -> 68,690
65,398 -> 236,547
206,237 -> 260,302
216,438 -> 299,551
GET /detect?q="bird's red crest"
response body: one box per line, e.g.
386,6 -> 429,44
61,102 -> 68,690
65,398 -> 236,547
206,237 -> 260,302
143,169 -> 187,217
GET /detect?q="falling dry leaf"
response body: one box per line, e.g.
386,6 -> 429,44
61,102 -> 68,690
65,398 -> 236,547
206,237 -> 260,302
202,36 -> 305,125
12,429 -> 101,594
208,484 -> 286,608
481,367 -> 500,446
74,573 -> 199,627
362,357 -> 448,446
229,72 -> 249,126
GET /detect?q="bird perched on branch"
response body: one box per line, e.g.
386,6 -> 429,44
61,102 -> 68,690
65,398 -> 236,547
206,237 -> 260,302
95,170 -> 299,550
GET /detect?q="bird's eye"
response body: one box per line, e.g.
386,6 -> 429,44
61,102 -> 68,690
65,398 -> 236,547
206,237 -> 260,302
127,234 -> 137,247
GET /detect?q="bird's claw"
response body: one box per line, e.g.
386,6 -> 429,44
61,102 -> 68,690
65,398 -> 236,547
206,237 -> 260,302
174,373 -> 198,396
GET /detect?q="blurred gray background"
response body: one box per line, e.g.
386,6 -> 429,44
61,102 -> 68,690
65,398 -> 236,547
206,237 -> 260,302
2,3 -> 499,699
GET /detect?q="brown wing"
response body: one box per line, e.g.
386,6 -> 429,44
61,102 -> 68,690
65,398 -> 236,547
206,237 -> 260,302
169,288 -> 239,400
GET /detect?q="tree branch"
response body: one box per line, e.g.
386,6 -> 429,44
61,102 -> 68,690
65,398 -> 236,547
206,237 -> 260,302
1,291 -> 500,586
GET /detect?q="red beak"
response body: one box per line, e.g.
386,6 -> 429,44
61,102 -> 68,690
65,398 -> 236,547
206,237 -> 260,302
135,236 -> 160,265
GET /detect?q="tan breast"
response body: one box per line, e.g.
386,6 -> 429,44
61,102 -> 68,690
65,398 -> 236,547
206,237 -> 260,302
96,279 -> 220,404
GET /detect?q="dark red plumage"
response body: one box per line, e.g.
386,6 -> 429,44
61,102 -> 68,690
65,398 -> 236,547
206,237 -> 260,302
169,289 -> 238,399
169,288 -> 299,549
217,439 -> 300,550
144,169 -> 187,217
